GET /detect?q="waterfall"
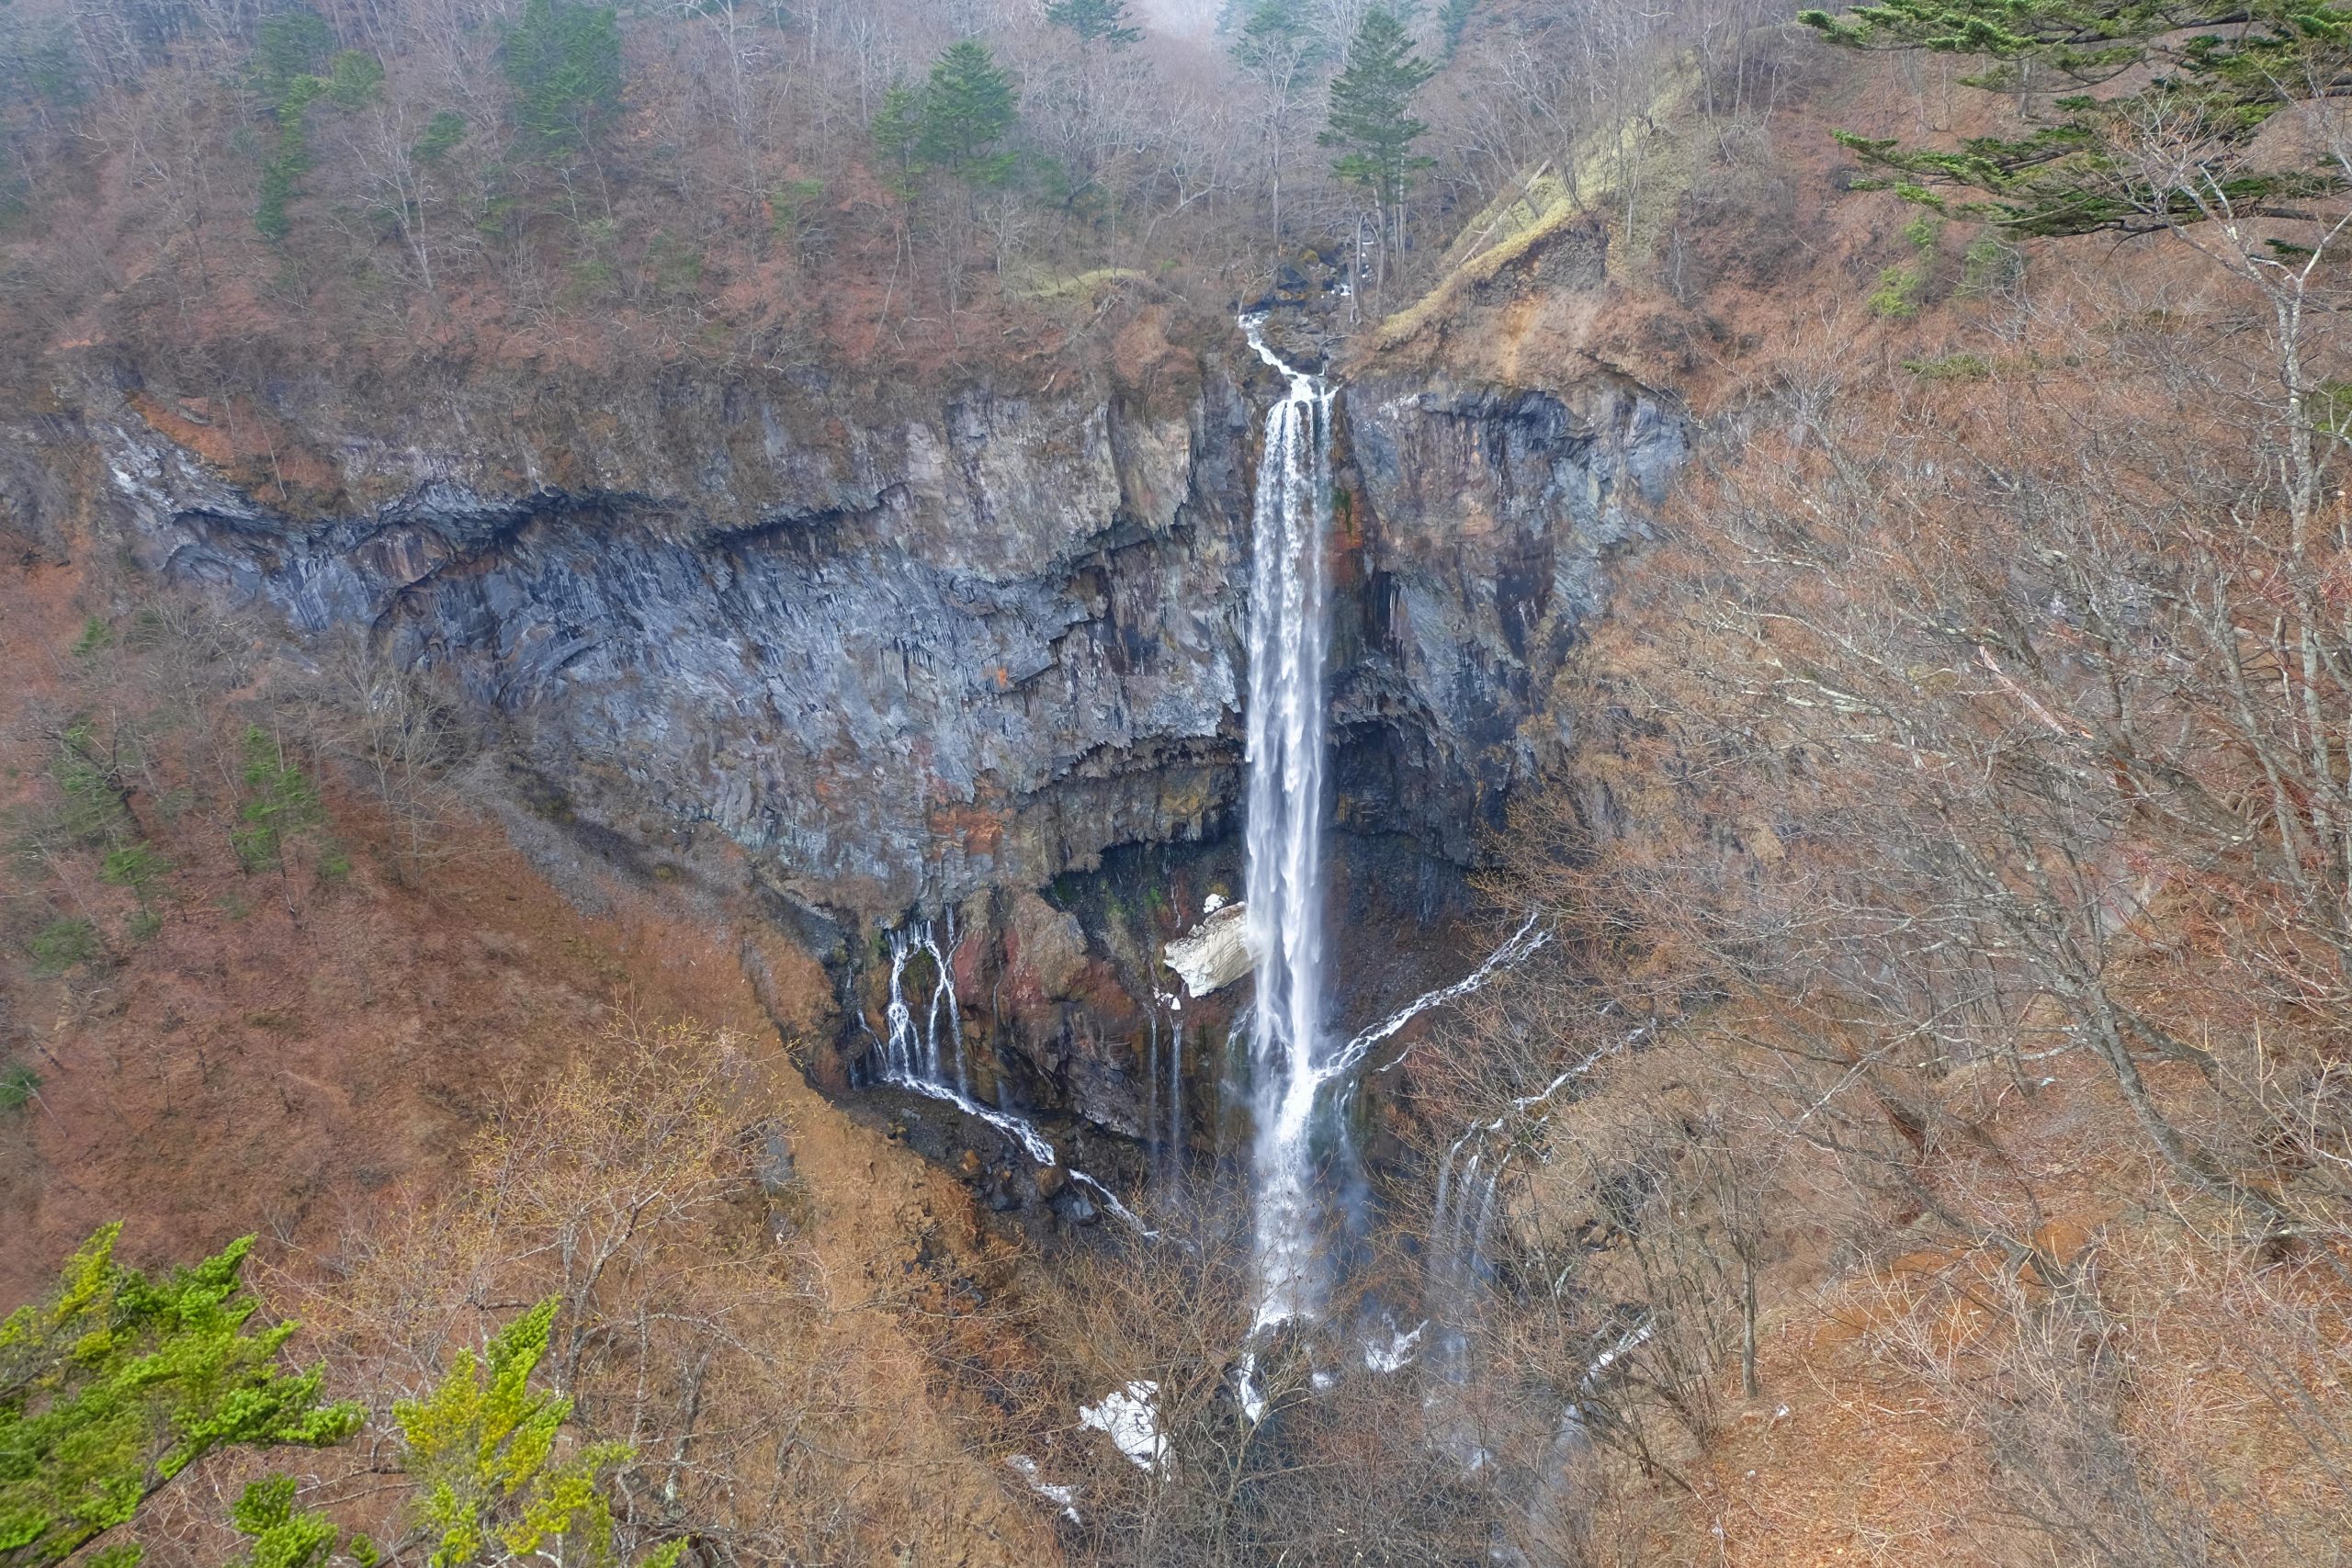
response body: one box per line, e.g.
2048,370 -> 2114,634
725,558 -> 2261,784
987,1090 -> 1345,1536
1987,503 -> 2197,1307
1167,1008 -> 1185,1180
1147,987 -> 1188,1190
870,917 -> 1152,1236
1240,313 -> 1338,1328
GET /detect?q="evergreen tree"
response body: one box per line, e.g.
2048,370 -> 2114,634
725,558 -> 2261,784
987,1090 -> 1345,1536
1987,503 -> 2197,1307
1799,1 -> 2352,235
0,1225 -> 362,1568
1319,6 -> 1435,251
1046,0 -> 1143,50
1437,0 -> 1476,60
916,40 -> 1020,188
1233,0 -> 1325,78
500,0 -> 623,166
868,81 -> 925,193
247,10 -> 381,241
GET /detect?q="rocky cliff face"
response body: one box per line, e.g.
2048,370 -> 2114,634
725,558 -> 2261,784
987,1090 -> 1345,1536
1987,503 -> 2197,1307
1333,368 -> 1688,864
62,368 -> 1255,922
2,334 -> 1685,1137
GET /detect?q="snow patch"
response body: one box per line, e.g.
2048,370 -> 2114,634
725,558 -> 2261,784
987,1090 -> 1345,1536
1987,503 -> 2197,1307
1080,1381 -> 1166,1471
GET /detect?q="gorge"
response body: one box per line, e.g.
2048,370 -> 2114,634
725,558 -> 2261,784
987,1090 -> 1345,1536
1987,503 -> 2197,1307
10,300 -> 1687,1183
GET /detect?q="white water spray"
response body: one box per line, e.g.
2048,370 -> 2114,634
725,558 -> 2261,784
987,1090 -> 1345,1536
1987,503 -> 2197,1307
1240,313 -> 1338,1327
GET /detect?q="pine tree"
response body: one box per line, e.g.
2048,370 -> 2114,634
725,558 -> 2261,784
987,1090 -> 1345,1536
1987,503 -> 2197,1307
1319,6 -> 1435,257
1046,0 -> 1143,50
1233,0 -> 1325,79
500,0 -> 623,166
1799,1 -> 2352,235
869,81 -> 925,194
247,12 -> 382,242
0,1225 -> 363,1568
916,40 -> 1020,188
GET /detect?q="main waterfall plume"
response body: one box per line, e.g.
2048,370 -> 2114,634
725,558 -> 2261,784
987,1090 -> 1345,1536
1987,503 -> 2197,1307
1240,315 -> 1337,1327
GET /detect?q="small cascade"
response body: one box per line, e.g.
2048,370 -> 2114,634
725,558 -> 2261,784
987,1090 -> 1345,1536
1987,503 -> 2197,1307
869,917 -> 1151,1236
1426,1134 -> 1498,1386
1240,311 -> 1339,1328
1422,1030 -> 1646,1390
1146,988 -> 1189,1190
1167,1007 -> 1185,1180
920,911 -> 967,1094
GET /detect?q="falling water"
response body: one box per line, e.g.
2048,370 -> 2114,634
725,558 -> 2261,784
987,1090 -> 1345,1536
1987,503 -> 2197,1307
871,918 -> 1151,1235
1167,1008 -> 1186,1179
1238,314 -> 1340,1325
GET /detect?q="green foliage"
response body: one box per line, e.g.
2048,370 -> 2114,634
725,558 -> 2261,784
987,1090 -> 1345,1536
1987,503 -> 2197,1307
643,230 -> 702,301
501,0 -> 624,165
1046,0 -> 1142,49
26,917 -> 97,977
0,1224 -> 363,1568
232,728 -> 324,873
1903,350 -> 1994,379
121,908 -> 162,943
1437,0 -> 1477,58
394,1300 -> 681,1568
97,843 -> 168,898
914,40 -> 1020,187
1232,0 -> 1329,81
1870,212 -> 1939,318
223,1474 -> 378,1568
249,11 -> 334,104
1957,232 -> 2024,297
0,1061 -> 36,1113
413,108 -> 467,167
766,176 -> 825,236
1319,6 -> 1436,212
868,83 -> 925,190
1799,1 -> 2352,235
70,618 -> 110,661
249,13 -> 381,242
51,720 -> 132,848
1871,265 -> 1922,317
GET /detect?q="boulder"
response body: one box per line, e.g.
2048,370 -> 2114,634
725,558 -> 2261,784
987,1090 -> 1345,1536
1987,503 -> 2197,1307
1163,901 -> 1254,997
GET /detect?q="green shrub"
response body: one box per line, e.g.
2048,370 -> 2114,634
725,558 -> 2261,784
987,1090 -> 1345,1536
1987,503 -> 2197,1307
232,727 -> 323,871
0,1060 -> 37,1111
28,917 -> 99,976
71,616 -> 110,660
768,178 -> 826,238
99,842 -> 171,897
1903,352 -> 1994,381
1870,265 -> 1922,318
125,908 -> 164,942
502,0 -> 623,165
52,719 -> 133,846
1870,214 -> 1942,320
249,11 -> 382,241
1958,234 -> 2025,299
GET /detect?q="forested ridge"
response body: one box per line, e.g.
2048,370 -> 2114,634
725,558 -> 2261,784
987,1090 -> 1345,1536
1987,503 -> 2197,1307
0,0 -> 1781,382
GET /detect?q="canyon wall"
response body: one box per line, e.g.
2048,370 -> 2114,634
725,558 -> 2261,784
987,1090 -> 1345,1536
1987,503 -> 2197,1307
0,332 -> 1686,1135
